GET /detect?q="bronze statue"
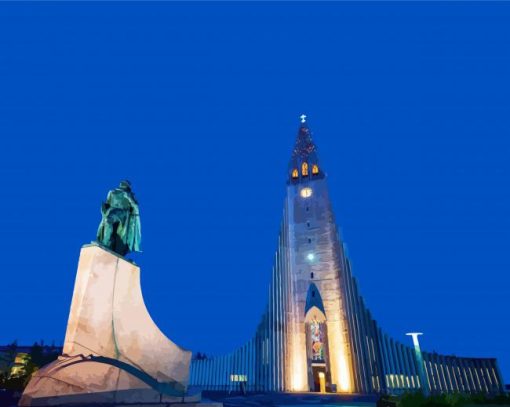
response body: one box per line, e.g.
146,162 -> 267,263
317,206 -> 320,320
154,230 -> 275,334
96,180 -> 141,256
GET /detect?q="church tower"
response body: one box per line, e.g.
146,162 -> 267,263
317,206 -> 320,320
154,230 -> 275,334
284,116 -> 353,392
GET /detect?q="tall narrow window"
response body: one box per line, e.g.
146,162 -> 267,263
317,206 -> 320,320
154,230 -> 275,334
302,162 -> 309,176
312,164 -> 319,175
292,168 -> 299,179
310,320 -> 324,361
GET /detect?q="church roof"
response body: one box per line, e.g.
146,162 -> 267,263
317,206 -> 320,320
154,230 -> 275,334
292,122 -> 317,160
288,115 -> 323,183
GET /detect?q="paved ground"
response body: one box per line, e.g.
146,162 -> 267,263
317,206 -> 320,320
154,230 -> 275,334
203,392 -> 378,407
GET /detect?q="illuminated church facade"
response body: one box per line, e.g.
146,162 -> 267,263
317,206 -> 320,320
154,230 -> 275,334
189,118 -> 504,395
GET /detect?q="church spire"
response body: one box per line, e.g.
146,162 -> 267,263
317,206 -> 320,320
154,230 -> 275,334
288,114 -> 323,183
292,118 -> 317,159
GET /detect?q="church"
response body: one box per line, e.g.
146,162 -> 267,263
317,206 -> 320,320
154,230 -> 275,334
189,118 -> 504,395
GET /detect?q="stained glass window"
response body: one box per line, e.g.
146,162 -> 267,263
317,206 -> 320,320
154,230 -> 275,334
312,164 -> 319,175
292,168 -> 299,178
310,320 -> 325,361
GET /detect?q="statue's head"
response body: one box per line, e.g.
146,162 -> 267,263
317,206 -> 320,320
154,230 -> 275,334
119,180 -> 132,191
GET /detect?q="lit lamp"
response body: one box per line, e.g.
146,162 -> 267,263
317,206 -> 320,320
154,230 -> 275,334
406,332 -> 429,396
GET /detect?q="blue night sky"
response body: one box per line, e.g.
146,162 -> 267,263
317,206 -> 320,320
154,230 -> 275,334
0,3 -> 509,381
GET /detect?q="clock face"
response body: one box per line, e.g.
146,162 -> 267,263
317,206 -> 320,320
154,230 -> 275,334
300,187 -> 313,198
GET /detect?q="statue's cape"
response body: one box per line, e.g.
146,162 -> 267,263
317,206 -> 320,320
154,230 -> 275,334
96,215 -> 108,243
124,211 -> 141,252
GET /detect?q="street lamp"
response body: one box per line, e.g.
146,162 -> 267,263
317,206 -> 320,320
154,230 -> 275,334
406,332 -> 429,396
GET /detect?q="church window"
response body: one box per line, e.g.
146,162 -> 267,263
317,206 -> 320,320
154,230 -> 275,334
292,168 -> 299,179
308,238 -> 311,243
310,272 -> 314,279
310,320 -> 325,361
312,164 -> 319,175
307,221 -> 310,227
302,162 -> 309,176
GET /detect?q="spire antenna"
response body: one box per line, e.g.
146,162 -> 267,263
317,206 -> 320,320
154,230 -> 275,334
300,114 -> 307,124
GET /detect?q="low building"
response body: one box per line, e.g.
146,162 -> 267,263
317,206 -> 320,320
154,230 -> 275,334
0,345 -> 63,377
9,353 -> 31,378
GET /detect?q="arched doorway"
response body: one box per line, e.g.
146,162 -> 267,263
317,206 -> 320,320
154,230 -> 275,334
304,283 -> 331,392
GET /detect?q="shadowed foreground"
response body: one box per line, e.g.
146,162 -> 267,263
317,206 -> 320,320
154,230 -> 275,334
202,392 -> 510,407
203,391 -> 377,407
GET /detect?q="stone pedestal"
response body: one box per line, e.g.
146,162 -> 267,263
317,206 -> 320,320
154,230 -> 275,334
20,244 -> 220,406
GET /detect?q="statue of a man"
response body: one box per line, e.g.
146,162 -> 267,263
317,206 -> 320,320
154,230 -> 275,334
96,180 -> 141,256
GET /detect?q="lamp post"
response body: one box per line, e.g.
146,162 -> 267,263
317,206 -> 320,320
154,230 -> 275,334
406,332 -> 429,396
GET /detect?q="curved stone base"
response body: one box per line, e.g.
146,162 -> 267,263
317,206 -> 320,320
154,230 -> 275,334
20,355 -> 203,406
20,244 -> 206,406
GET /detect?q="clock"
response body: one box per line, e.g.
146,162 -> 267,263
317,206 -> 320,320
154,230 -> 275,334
300,187 -> 312,198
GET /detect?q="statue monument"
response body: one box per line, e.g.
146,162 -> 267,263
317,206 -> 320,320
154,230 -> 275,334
97,180 -> 141,256
20,182 -> 219,406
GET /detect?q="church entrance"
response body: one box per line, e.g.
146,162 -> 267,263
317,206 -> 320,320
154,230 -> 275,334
312,365 -> 326,393
305,306 -> 331,393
